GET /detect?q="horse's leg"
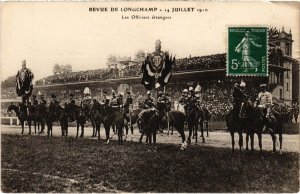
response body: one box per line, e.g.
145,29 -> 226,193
97,123 -> 100,140
130,125 -> 134,141
178,126 -> 187,150
66,122 -> 69,137
258,132 -> 262,152
230,130 -> 235,152
124,124 -> 128,141
47,122 -> 50,137
21,120 -> 24,134
187,122 -> 192,144
153,128 -> 157,151
200,121 -> 205,143
104,122 -> 110,144
238,130 -> 243,151
206,121 -> 209,137
270,131 -> 277,152
139,130 -> 144,143
195,123 -> 198,144
279,129 -> 283,152
81,123 -> 84,137
34,120 -> 37,134
246,131 -> 249,151
250,131 -> 254,152
28,120 -> 32,135
76,121 -> 79,138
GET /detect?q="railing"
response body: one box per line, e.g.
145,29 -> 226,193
1,117 -> 19,125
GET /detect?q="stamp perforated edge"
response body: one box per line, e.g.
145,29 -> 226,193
225,25 -> 269,77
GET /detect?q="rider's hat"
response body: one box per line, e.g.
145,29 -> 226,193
260,83 -> 267,87
147,91 -> 151,95
51,94 -> 56,99
240,81 -> 246,87
183,89 -> 188,93
70,93 -> 74,97
85,96 -> 92,100
188,86 -> 194,91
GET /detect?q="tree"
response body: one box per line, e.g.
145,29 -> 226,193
107,55 -> 117,63
134,50 -> 146,63
53,64 -> 60,75
65,64 -> 72,73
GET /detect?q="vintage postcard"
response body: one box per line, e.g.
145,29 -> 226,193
0,1 -> 299,193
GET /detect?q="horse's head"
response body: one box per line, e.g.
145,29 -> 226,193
7,103 -> 17,113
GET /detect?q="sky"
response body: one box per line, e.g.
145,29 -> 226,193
1,1 -> 299,81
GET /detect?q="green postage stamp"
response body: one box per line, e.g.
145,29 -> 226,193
227,26 -> 268,76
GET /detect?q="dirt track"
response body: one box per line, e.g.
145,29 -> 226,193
1,125 -> 299,152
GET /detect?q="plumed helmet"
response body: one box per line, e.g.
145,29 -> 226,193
183,89 -> 188,93
189,86 -> 194,91
147,91 -> 151,95
83,87 -> 91,95
194,84 -> 201,92
240,81 -> 246,87
51,94 -> 56,99
260,83 -> 267,87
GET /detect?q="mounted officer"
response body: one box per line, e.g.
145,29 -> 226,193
178,89 -> 189,114
66,93 -> 76,122
101,91 -> 110,107
49,94 -> 59,118
232,81 -> 248,118
110,90 -> 121,109
144,91 -> 155,109
256,83 -> 273,119
81,87 -> 93,122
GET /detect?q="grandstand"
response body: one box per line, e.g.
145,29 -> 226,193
1,27 -> 299,121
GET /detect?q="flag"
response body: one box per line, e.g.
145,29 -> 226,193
141,52 -> 175,90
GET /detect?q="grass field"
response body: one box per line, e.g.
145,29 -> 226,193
1,134 -> 299,193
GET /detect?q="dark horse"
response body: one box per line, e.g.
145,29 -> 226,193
71,104 -> 87,138
239,100 -> 264,152
90,101 -> 103,140
7,104 -> 34,135
100,106 -> 125,144
124,108 -> 143,141
226,107 -> 244,151
140,109 -> 187,150
186,105 -> 206,144
45,104 -> 70,137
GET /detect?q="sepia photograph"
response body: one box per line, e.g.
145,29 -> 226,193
0,1 -> 299,193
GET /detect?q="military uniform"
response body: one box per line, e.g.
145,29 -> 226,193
110,94 -> 121,108
144,97 -> 155,109
256,90 -> 272,118
232,85 -> 247,117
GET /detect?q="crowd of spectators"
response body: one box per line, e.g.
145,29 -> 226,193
174,54 -> 226,72
1,87 -> 17,99
35,68 -> 117,85
35,54 -> 227,85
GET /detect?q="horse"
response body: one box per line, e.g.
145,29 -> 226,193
124,108 -> 143,141
140,109 -> 187,151
34,103 -> 47,134
242,101 -> 284,152
266,105 -> 284,152
65,103 -> 86,138
186,104 -> 206,144
239,100 -> 264,152
101,105 -> 125,144
226,106 -> 244,152
7,104 -> 34,135
90,101 -> 103,140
